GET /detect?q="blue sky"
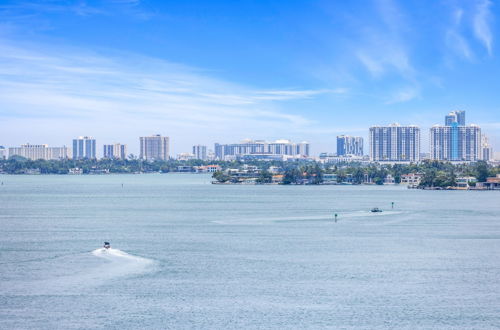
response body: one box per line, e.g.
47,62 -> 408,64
0,0 -> 499,156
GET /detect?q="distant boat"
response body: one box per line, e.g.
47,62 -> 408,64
371,207 -> 383,213
103,242 -> 111,249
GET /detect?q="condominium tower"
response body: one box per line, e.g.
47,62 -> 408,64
369,124 -> 420,162
482,136 -> 493,161
9,144 -> 69,160
73,136 -> 96,159
214,139 -> 310,160
139,135 -> 170,160
192,145 -> 207,160
445,110 -> 465,126
430,112 -> 481,162
336,135 -> 363,156
103,143 -> 127,159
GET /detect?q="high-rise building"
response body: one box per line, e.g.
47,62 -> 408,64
139,134 -> 170,160
430,124 -> 481,162
214,139 -> 310,160
8,144 -> 69,160
51,147 -> 70,160
481,135 -> 493,162
336,135 -> 364,156
0,146 -> 6,160
73,136 -> 96,159
369,124 -> 420,162
445,110 -> 466,126
103,143 -> 127,159
192,145 -> 207,160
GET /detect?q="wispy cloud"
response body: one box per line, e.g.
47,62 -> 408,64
253,88 -> 347,101
0,0 -> 154,22
356,52 -> 385,77
446,8 -> 473,60
355,0 -> 414,80
473,0 -> 493,55
385,86 -> 419,104
0,1 -> 104,17
0,39 -> 333,151
445,1 -> 494,60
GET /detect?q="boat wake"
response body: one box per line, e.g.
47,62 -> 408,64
91,247 -> 155,278
212,210 -> 405,225
3,248 -> 156,296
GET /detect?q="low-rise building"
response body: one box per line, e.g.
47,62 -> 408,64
401,173 -> 422,185
319,154 -> 364,164
195,165 -> 222,173
323,173 -> 338,184
22,168 -> 41,175
268,166 -> 283,174
384,174 -> 396,184
177,166 -> 193,172
88,168 -> 110,175
177,153 -> 195,161
456,176 -> 477,189
242,165 -> 259,173
479,174 -> 500,190
68,168 -> 83,175
272,174 -> 284,184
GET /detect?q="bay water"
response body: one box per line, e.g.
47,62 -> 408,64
1,174 -> 500,329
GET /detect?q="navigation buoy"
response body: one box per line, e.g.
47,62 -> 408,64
391,202 -> 394,209
334,213 -> 338,223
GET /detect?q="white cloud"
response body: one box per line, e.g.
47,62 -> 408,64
447,8 -> 472,60
473,0 -> 493,55
356,52 -> 385,77
385,86 -> 419,104
355,0 -> 414,80
446,29 -> 473,60
0,40 -> 336,154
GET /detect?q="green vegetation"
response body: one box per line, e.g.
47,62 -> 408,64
212,171 -> 230,183
1,158 -> 498,189
256,170 -> 273,184
417,160 -> 491,188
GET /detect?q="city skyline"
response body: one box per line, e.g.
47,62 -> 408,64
3,113 -> 494,161
0,1 -> 499,155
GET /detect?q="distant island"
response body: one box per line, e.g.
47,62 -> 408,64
1,157 -> 499,190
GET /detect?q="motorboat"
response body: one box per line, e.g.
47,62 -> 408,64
103,242 -> 111,249
371,207 -> 383,213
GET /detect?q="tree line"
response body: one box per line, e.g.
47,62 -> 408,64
1,157 -> 498,188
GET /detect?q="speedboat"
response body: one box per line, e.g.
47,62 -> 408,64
371,207 -> 383,213
103,242 -> 111,249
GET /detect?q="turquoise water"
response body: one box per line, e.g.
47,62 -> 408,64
1,174 -> 500,329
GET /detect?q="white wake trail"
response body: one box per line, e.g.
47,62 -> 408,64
91,247 -> 155,279
2,248 -> 156,296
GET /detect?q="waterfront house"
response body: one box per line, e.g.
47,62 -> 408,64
177,166 -> 193,173
272,175 -> 284,184
456,176 -> 477,189
68,168 -> 83,175
195,165 -> 222,173
384,174 -> 396,184
322,173 -> 338,184
401,173 -> 422,185
268,166 -> 283,174
478,174 -> 500,190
